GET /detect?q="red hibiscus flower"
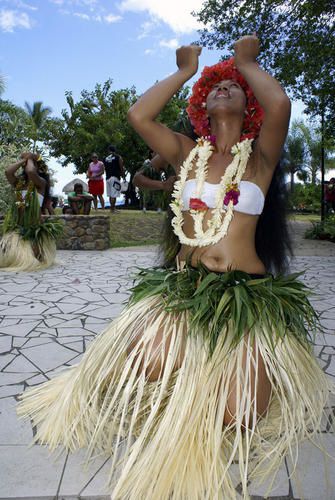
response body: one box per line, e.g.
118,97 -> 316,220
189,198 -> 208,211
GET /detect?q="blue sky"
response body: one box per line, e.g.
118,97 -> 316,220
0,0 -> 306,195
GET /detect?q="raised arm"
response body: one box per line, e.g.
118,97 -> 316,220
25,159 -> 46,193
127,45 -> 202,168
234,35 -> 291,169
133,155 -> 175,192
119,156 -> 126,179
5,158 -> 26,186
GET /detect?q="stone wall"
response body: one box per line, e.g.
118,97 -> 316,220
43,215 -> 110,250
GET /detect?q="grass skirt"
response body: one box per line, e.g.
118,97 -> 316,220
17,267 -> 334,499
0,231 -> 56,272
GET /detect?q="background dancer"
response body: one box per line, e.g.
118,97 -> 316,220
1,152 -> 62,271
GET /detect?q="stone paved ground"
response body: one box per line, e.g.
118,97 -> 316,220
0,226 -> 334,500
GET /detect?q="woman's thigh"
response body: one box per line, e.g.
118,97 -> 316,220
224,337 -> 272,427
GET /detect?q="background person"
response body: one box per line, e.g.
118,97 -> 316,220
325,177 -> 335,214
67,183 -> 93,214
104,145 -> 125,212
87,153 -> 105,210
1,152 -> 62,271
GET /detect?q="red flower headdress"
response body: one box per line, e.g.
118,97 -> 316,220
186,57 -> 264,141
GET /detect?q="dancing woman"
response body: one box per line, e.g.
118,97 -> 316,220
0,152 -> 62,271
18,36 -> 333,499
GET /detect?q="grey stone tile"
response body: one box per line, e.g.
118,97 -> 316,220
0,373 -> 36,385
0,303 -> 48,316
23,343 -> 78,372
288,437 -> 335,500
31,327 -> 58,337
3,355 -> 39,374
51,318 -> 83,328
0,384 -> 23,398
58,449 -> 110,496
26,373 -> 50,386
56,303 -> 87,314
57,341 -> 84,354
106,293 -> 129,304
57,328 -> 94,337
0,397 -> 33,445
87,304 -> 124,319
0,353 -> 16,371
0,445 -> 65,497
21,338 -> 55,348
248,463 -> 289,497
0,318 -> 20,327
84,324 -> 107,335
85,317 -> 109,324
0,336 -> 11,354
12,337 -> 29,348
75,292 -> 109,302
0,321 -> 41,338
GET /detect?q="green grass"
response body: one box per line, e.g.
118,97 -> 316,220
108,209 -> 165,248
288,213 -> 321,222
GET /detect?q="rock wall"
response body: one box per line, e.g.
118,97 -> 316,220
43,215 -> 110,250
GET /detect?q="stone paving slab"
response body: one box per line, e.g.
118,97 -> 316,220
0,242 -> 334,499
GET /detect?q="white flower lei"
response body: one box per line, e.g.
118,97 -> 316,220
170,137 -> 254,247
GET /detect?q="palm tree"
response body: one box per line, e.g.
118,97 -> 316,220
25,101 -> 52,151
296,121 -> 335,185
0,74 -> 5,96
283,120 -> 307,192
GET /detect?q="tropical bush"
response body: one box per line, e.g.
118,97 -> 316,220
305,216 -> 335,242
0,143 -> 20,216
288,183 -> 321,213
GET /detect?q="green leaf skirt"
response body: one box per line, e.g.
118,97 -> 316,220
130,264 -> 319,356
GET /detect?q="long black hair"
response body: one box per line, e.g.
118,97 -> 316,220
255,162 -> 292,274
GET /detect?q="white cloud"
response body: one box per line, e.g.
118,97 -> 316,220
119,0 -> 204,34
74,11 -> 90,19
104,13 -> 122,23
137,19 -> 157,39
144,48 -> 155,55
0,9 -> 33,32
159,38 -> 179,50
12,1 -> 38,10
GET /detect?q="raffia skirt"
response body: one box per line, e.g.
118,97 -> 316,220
0,231 -> 57,272
17,266 -> 334,499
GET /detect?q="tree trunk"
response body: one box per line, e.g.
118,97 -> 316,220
290,171 -> 294,193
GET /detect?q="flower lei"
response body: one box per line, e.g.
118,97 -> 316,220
170,137 -> 253,247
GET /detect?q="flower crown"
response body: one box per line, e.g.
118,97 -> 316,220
186,57 -> 264,141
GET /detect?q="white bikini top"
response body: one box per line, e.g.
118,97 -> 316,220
182,180 -> 265,215
21,190 -> 44,207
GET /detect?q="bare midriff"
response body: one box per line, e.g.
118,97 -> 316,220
177,210 -> 266,274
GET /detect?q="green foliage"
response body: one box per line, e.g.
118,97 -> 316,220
45,80 -> 189,179
289,183 -> 321,213
195,0 -> 335,139
0,99 -> 32,148
25,101 -> 52,151
305,216 -> 335,242
130,266 -> 319,356
283,120 -> 308,192
0,142 -> 23,216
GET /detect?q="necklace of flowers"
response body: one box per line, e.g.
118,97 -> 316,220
170,137 -> 254,247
